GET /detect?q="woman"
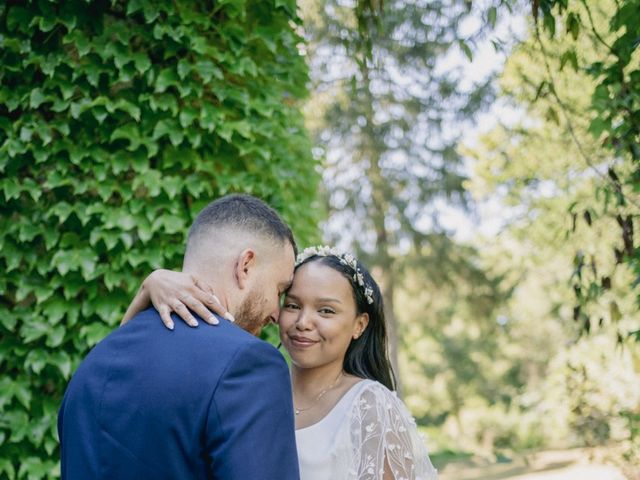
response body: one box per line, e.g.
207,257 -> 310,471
124,246 -> 438,479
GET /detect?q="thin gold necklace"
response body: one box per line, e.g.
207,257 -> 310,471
294,371 -> 344,416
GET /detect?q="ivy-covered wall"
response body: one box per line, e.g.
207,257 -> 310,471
0,1 -> 320,477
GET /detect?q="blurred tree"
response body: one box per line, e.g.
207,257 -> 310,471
465,0 -> 640,465
529,0 -> 639,339
396,244 -> 509,435
301,0 -> 510,385
0,0 -> 319,477
469,0 -> 638,344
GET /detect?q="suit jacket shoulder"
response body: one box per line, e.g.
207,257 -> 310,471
59,308 -> 299,480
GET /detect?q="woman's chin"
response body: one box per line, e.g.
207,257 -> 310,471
288,354 -> 320,370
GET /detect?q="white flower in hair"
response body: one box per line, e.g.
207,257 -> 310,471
295,245 -> 375,304
365,287 -> 374,301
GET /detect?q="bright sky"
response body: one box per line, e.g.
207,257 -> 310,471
428,5 -> 528,242
312,2 -> 530,249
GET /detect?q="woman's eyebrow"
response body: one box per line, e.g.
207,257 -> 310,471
283,293 -> 342,304
316,297 -> 342,304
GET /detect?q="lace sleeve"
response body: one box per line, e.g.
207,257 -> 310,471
348,383 -> 438,480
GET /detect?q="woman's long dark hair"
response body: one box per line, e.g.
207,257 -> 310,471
296,255 -> 396,391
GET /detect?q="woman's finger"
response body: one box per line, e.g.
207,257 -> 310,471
192,277 -> 235,323
212,295 -> 235,323
158,304 -> 175,331
180,294 -> 219,326
170,300 -> 199,327
192,275 -> 214,295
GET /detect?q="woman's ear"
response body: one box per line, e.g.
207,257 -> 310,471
353,312 -> 369,339
234,248 -> 256,290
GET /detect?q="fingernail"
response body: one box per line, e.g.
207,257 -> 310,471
208,316 -> 219,325
211,295 -> 220,305
189,319 -> 199,327
168,322 -> 174,331
224,312 -> 235,323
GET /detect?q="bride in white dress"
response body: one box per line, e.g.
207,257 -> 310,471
125,246 -> 438,479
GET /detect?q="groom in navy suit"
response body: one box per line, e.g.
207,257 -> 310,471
58,194 -> 300,479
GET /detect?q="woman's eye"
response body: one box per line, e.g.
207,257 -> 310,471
284,303 -> 299,310
319,308 -> 335,315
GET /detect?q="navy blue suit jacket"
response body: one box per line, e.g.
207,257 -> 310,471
58,308 -> 299,479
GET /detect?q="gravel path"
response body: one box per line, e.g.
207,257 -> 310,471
503,463 -> 626,480
438,449 -> 628,480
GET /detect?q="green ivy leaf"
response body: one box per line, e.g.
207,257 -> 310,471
51,351 -> 72,379
132,52 -> 152,74
111,123 -> 142,150
29,88 -> 47,108
155,68 -> 179,93
42,299 -> 68,325
1,2 -> 321,471
0,456 -> 16,479
195,60 -> 223,83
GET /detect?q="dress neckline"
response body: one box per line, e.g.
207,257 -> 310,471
295,379 -> 371,432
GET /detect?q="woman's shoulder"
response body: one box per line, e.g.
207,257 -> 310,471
353,379 -> 401,402
351,380 -> 423,427
345,380 -> 440,480
351,379 -> 411,414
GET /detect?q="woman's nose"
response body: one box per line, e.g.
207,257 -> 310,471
295,309 -> 312,330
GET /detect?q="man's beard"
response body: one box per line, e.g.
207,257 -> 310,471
234,288 -> 270,336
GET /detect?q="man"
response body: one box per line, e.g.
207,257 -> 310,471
58,194 -> 299,479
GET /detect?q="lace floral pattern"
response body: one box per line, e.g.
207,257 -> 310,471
346,382 -> 438,480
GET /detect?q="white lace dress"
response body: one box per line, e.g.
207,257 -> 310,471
295,379 -> 438,480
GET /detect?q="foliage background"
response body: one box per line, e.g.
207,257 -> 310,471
1,0 -> 639,478
300,0 -> 639,477
0,1 -> 320,478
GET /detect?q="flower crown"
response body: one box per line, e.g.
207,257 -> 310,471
295,245 -> 375,304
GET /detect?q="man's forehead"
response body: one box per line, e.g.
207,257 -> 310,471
270,241 -> 294,273
283,243 -> 296,267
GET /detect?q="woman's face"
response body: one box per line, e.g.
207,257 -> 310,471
278,260 -> 368,370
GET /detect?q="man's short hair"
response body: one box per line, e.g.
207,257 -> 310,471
186,194 -> 297,256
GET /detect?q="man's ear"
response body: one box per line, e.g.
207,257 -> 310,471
353,313 -> 369,339
234,248 -> 257,290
